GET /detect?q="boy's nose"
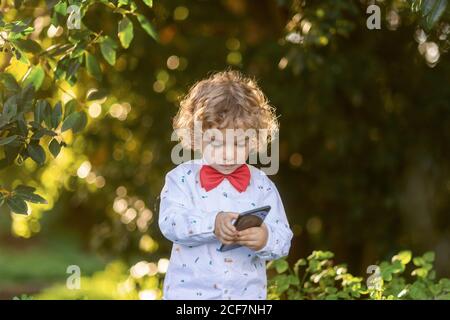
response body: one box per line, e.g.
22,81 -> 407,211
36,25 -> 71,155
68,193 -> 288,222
223,144 -> 236,162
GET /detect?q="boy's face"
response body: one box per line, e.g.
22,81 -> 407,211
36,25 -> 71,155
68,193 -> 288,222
202,127 -> 250,174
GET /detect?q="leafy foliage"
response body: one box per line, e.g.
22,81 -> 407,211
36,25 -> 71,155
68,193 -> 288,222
11,250 -> 450,300
410,0 -> 449,31
268,251 -> 450,300
284,0 -> 450,73
0,0 -> 158,214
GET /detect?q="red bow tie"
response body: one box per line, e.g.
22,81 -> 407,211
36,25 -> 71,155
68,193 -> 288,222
200,164 -> 251,193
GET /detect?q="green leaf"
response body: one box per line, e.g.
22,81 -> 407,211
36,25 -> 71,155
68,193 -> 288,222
22,65 -> 45,90
16,191 -> 47,204
61,111 -> 80,132
412,267 -> 429,278
54,57 -> 69,80
0,135 -> 18,146
72,111 -> 87,133
64,99 -> 77,119
14,185 -> 47,204
6,195 -> 28,214
17,114 -> 28,136
274,275 -> 290,293
391,260 -> 405,273
409,282 -> 428,299
11,20 -> 34,34
30,128 -> 56,140
0,73 -> 20,92
86,88 -> 108,101
34,100 -> 49,124
142,0 -> 153,7
14,185 -> 36,193
61,111 -> 87,133
27,142 -> 46,165
85,52 -> 102,81
30,129 -> 45,140
3,98 -> 17,121
309,250 -> 334,260
48,138 -> 61,158
421,0 -> 436,15
100,36 -> 117,66
118,16 -> 134,49
275,259 -> 289,273
423,251 -> 435,262
42,101 -> 53,129
288,275 -> 300,285
19,84 -> 35,112
392,251 -> 412,265
14,47 -> 30,64
71,42 -> 87,58
13,39 -> 41,53
66,58 -> 82,85
423,0 -> 448,30
380,264 -> 394,281
413,257 -> 426,267
136,14 -> 159,41
52,2 -> 68,26
51,102 -> 62,129
45,43 -> 73,57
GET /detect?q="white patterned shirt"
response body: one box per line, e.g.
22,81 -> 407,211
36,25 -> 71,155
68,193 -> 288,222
159,159 -> 293,300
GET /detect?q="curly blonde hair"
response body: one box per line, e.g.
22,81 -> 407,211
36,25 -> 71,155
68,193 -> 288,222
173,70 -> 279,151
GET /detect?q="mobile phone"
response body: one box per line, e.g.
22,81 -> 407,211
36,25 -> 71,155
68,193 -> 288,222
218,205 -> 271,252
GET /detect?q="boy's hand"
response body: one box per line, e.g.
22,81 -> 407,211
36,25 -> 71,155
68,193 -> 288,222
214,212 -> 239,245
236,223 -> 268,251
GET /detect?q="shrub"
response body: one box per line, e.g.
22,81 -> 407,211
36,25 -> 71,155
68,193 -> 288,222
268,250 -> 450,300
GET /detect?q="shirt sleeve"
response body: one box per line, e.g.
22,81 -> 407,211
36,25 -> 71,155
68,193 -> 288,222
158,167 -> 219,247
254,177 -> 294,261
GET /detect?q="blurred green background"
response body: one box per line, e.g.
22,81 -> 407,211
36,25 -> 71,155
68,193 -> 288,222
0,0 -> 449,299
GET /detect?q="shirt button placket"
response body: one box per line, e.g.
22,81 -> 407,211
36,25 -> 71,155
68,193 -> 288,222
221,182 -> 235,299
223,257 -> 232,299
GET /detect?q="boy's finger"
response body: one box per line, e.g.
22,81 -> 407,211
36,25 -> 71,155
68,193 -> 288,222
236,240 -> 257,247
237,234 -> 256,242
221,239 -> 234,244
223,230 -> 237,239
227,212 -> 240,220
223,223 -> 237,234
225,213 -> 239,226
220,224 -> 237,238
237,227 -> 259,237
220,233 -> 236,242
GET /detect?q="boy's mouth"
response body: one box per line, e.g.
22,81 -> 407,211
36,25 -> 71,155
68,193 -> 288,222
218,165 -> 234,170
219,163 -> 242,168
216,164 -> 239,171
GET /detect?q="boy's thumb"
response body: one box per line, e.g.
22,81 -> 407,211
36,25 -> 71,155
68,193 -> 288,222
230,213 -> 240,219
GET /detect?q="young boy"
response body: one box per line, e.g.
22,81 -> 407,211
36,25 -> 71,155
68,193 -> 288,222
159,71 -> 293,300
